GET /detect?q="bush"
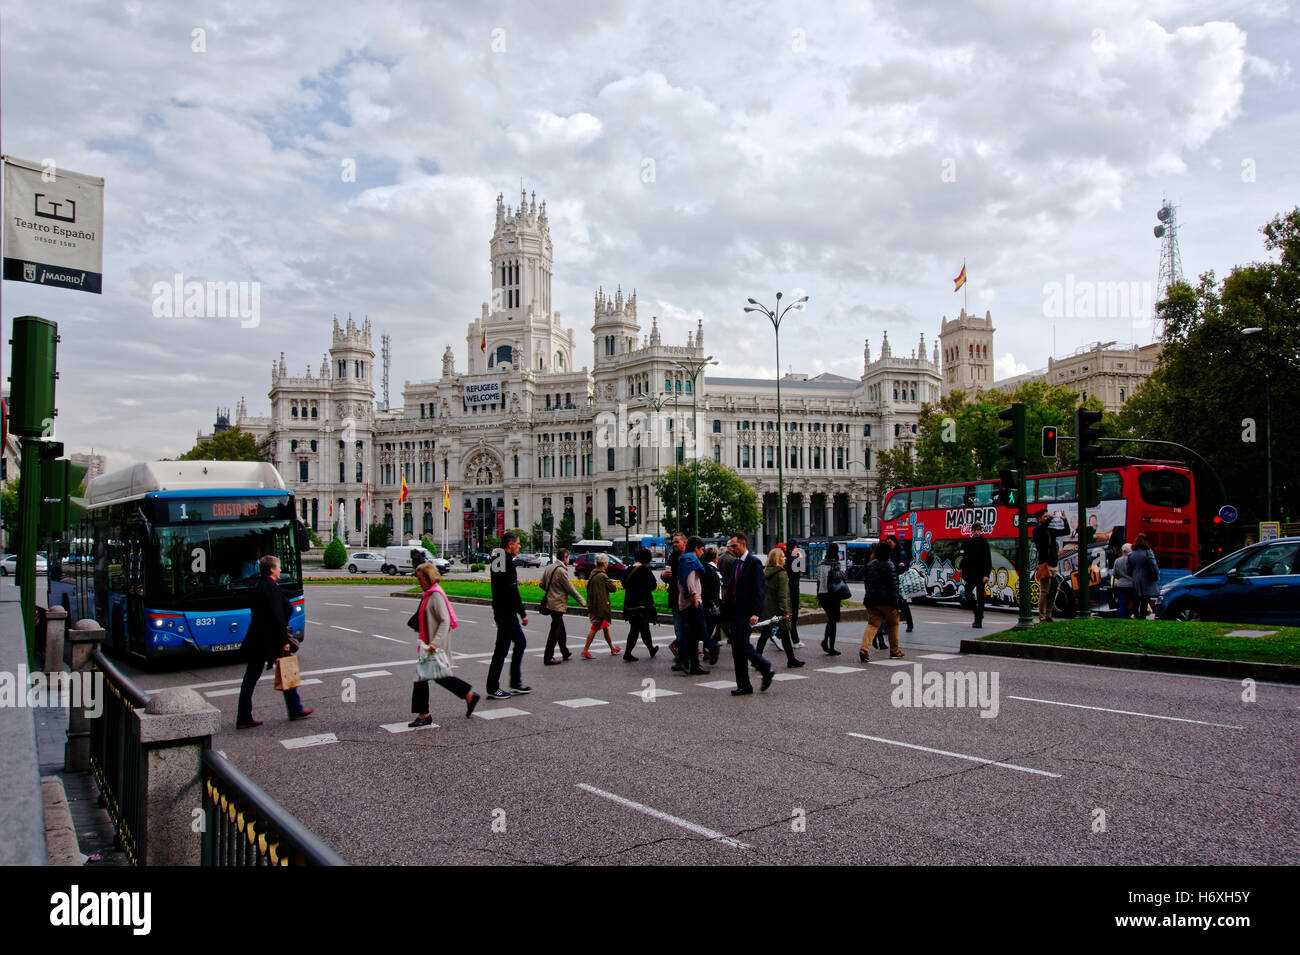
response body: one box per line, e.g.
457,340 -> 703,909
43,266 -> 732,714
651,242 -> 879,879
470,563 -> 486,572
323,538 -> 347,569
421,535 -> 436,554
307,528 -> 325,549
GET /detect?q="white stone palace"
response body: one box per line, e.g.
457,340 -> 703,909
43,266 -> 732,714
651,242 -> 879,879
210,187 -> 1143,552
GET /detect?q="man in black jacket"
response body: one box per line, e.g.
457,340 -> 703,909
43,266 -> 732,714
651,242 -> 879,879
961,523 -> 993,628
1032,509 -> 1071,622
236,556 -> 312,728
487,532 -> 529,698
723,532 -> 774,695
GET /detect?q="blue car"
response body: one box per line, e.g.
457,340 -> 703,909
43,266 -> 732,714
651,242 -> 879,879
1156,536 -> 1300,625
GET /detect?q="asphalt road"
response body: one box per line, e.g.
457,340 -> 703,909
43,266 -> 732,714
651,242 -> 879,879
122,585 -> 1300,865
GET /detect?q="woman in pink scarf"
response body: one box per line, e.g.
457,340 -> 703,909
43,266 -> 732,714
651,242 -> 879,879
410,563 -> 480,725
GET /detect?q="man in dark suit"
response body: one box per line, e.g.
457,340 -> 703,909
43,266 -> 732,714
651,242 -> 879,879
486,531 -> 529,699
722,532 -> 774,695
961,522 -> 993,628
236,555 -> 312,728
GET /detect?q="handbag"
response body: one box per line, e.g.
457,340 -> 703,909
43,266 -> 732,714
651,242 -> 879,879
828,568 -> 851,601
1035,562 -> 1052,582
416,642 -> 453,681
273,654 -> 301,691
537,567 -> 557,616
899,567 -> 926,600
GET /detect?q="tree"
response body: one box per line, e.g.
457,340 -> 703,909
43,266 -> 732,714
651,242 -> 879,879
555,512 -> 577,550
323,537 -> 347,569
653,460 -> 760,537
529,521 -> 545,552
1119,208 -> 1300,536
582,518 -> 603,540
370,524 -> 392,547
177,426 -> 264,462
1,479 -> 20,549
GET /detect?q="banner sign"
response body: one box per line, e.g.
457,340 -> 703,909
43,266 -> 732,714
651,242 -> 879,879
3,155 -> 104,294
463,381 -> 502,406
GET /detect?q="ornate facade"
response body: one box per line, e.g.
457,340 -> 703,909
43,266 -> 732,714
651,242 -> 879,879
220,188 -> 942,551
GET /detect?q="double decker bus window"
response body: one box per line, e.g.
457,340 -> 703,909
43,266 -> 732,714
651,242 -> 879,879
882,492 -> 910,521
937,485 -> 964,508
972,482 -> 996,505
913,488 -> 937,510
1100,470 -> 1122,500
1138,470 -> 1191,508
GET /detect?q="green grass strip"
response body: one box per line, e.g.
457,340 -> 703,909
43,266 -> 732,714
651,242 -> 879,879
982,618 -> 1300,666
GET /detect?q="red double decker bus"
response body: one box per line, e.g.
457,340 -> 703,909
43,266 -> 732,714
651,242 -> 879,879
879,458 -> 1197,616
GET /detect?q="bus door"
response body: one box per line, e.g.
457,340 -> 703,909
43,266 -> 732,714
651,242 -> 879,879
125,530 -> 149,655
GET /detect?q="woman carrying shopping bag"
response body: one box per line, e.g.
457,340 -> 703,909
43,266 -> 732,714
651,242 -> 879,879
816,542 -> 849,655
409,562 -> 480,726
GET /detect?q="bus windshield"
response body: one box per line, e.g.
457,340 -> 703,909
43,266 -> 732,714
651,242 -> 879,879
152,520 -> 302,600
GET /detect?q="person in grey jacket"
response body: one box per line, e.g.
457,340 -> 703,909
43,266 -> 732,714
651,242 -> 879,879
1112,542 -> 1134,619
1128,535 -> 1160,619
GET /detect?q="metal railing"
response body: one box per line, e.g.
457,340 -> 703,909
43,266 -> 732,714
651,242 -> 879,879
89,649 -> 149,865
201,750 -> 348,866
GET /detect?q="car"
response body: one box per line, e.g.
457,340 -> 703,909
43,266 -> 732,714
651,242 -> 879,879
532,553 -> 554,566
381,545 -> 438,575
1156,536 -> 1300,626
346,551 -> 386,574
571,552 -> 627,581
429,557 -> 453,574
462,552 -> 491,566
513,554 -> 541,567
1,554 -> 48,576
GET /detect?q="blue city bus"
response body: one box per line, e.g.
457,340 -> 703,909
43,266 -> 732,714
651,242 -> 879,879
48,461 -> 308,662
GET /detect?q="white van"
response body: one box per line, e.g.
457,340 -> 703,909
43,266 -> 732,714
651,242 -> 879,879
382,544 -> 435,575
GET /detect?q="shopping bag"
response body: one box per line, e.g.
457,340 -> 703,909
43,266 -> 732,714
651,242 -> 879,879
416,643 -> 454,681
274,654 -> 301,691
899,568 -> 926,600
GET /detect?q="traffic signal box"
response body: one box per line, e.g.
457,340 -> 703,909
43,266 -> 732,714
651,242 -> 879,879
997,404 -> 1036,629
1042,425 -> 1058,458
628,504 -> 638,527
1073,407 -> 1105,617
8,316 -> 59,437
615,505 -> 626,526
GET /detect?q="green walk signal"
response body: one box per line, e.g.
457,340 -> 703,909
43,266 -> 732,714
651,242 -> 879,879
999,468 -> 1018,507
998,403 -> 1027,462
1076,407 -> 1103,464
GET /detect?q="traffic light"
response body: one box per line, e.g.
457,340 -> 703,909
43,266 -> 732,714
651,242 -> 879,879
998,468 -> 1018,507
998,403 -> 1027,462
628,504 -> 638,526
615,505 -> 626,526
1076,407 -> 1103,464
8,316 -> 59,437
1041,425 -> 1058,458
1081,469 -> 1103,508
38,444 -> 87,537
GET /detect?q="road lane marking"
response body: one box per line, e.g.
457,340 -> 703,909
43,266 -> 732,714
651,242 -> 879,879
331,625 -> 361,633
156,658 -> 417,692
818,666 -> 866,674
353,670 -> 392,678
918,653 -> 962,660
697,680 -> 737,690
1006,696 -> 1244,729
629,688 -> 681,699
771,673 -> 808,681
554,698 -> 609,708
371,633 -> 406,643
280,733 -> 338,749
363,606 -> 390,612
381,721 -> 436,733
869,660 -> 912,667
846,733 -> 1061,778
577,784 -> 749,850
204,688 -> 242,698
474,706 -> 530,720
324,602 -> 353,607
307,619 -> 323,625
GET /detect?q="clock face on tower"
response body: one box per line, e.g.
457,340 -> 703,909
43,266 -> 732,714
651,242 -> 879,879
504,236 -> 516,249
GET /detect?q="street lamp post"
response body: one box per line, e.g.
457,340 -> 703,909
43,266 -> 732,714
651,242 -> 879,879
1243,325 -> 1273,521
670,355 -> 718,537
642,393 -> 673,538
745,293 -> 808,545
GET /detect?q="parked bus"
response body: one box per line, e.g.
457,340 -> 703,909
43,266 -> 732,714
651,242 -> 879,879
49,461 -> 308,662
878,457 -> 1197,616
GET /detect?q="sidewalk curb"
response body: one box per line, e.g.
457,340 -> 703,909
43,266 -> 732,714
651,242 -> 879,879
959,639 -> 1300,684
41,777 -> 82,866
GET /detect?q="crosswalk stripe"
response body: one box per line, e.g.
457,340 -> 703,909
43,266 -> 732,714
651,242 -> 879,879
280,733 -> 338,750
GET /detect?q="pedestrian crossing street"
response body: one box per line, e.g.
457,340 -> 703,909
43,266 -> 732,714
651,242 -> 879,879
263,646 -> 968,749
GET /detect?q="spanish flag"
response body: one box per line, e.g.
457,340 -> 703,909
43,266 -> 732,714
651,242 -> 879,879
398,475 -> 408,505
953,263 -> 967,292
480,327 -> 486,352
442,481 -> 450,512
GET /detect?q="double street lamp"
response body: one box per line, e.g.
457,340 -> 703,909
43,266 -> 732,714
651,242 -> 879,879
641,392 -> 673,538
744,292 -> 808,545
669,355 -> 718,537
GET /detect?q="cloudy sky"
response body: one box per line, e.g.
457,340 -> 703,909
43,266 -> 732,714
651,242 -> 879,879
2,0 -> 1296,470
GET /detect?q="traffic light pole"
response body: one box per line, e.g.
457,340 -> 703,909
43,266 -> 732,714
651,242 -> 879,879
1015,470 -> 1034,630
1075,466 -> 1094,619
17,436 -> 42,664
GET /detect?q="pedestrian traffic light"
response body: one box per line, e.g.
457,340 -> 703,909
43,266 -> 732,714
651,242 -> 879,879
38,444 -> 87,537
615,505 -> 626,526
1041,425 -> 1058,458
998,403 -> 1027,462
628,504 -> 638,526
998,468 -> 1018,506
1081,469 -> 1103,508
1076,407 -> 1103,464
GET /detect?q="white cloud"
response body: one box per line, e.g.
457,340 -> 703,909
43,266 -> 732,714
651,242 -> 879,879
994,353 -> 1032,380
